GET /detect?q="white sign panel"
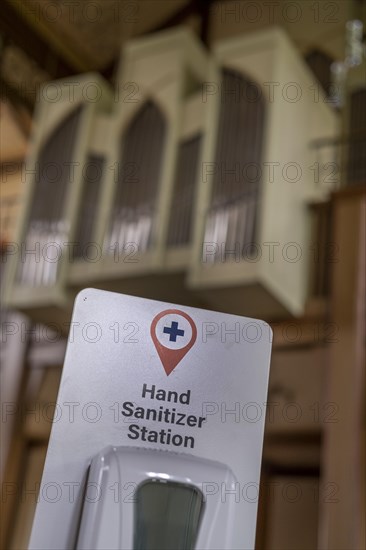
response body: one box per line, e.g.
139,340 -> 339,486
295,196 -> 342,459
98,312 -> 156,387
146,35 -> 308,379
30,289 -> 272,550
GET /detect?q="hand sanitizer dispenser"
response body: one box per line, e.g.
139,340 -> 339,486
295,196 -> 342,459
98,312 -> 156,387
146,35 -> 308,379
29,289 -> 272,550
76,446 -> 237,550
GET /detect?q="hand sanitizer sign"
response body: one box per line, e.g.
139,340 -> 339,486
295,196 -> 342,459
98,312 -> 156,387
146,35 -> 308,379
30,289 -> 272,550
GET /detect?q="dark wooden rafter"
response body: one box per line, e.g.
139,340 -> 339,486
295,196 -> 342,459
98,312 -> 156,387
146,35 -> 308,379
0,0 -> 83,111
149,0 -> 215,45
0,0 -> 218,110
0,1 -> 81,79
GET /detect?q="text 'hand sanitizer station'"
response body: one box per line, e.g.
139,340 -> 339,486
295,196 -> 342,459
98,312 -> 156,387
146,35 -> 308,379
29,289 -> 272,550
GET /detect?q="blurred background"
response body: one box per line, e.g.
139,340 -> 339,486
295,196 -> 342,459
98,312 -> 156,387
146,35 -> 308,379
0,0 -> 365,548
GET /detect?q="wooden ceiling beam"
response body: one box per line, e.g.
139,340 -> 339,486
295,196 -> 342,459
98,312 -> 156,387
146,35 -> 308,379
0,0 -> 91,78
147,0 -> 216,45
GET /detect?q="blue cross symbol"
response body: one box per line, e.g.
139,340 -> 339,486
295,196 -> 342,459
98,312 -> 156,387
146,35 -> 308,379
163,321 -> 185,342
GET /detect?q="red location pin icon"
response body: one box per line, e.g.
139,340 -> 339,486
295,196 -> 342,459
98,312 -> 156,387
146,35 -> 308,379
151,309 -> 197,376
